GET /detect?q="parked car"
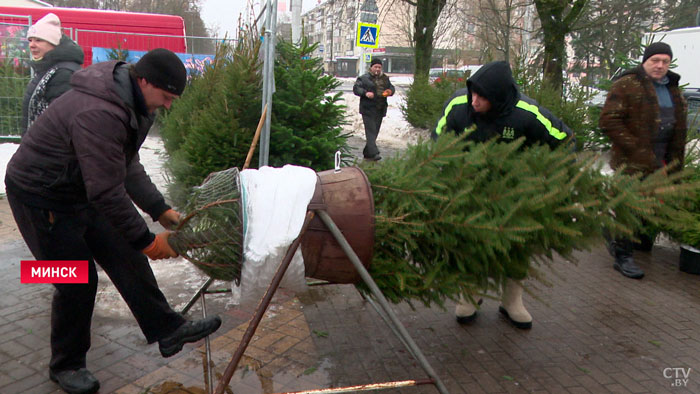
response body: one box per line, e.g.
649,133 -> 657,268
429,68 -> 465,83
459,65 -> 483,78
685,89 -> 700,135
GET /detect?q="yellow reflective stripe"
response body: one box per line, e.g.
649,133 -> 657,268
515,100 -> 567,140
435,95 -> 469,136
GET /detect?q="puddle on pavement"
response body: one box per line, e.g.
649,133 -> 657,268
145,381 -> 209,393
146,356 -> 333,393
297,287 -> 334,305
228,356 -> 333,392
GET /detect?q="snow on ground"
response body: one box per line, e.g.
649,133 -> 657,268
0,143 -> 18,195
338,75 -> 430,161
139,133 -> 170,191
341,89 -> 429,149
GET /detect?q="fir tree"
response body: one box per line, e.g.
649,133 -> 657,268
106,43 -> 130,61
160,31 -> 263,205
160,31 -> 350,206
360,135 -> 696,306
269,37 -> 350,169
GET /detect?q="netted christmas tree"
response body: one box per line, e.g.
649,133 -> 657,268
168,168 -> 244,283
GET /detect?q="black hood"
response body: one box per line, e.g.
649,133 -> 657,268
467,61 -> 519,117
31,34 -> 84,74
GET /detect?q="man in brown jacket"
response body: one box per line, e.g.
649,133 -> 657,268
599,42 -> 687,279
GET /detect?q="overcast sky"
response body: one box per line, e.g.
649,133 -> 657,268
200,0 -> 317,38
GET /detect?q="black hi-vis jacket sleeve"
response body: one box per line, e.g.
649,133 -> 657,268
432,89 -> 575,149
432,88 -> 471,140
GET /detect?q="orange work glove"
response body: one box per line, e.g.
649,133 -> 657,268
158,209 -> 181,230
143,232 -> 178,260
382,89 -> 392,97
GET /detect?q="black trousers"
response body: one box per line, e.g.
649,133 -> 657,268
362,113 -> 383,158
7,192 -> 185,372
603,217 -> 656,256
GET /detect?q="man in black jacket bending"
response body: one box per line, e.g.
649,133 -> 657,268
433,60 -> 574,329
5,49 -> 221,394
353,58 -> 395,161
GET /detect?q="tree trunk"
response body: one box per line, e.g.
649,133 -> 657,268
534,0 -> 587,92
541,25 -> 566,89
411,0 -> 448,82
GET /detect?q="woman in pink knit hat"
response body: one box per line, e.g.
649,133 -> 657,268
21,12 -> 84,135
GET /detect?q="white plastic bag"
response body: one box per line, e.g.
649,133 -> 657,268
231,165 -> 317,306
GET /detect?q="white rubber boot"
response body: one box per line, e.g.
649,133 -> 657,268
499,279 -> 532,329
455,294 -> 482,324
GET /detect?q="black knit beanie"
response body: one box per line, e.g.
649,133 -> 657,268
370,58 -> 382,67
642,42 -> 673,64
135,48 -> 187,95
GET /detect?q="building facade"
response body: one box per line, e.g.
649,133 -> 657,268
301,0 -> 539,77
301,0 -> 448,76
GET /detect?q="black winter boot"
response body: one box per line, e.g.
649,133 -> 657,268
49,368 -> 99,394
612,239 -> 644,279
158,315 -> 222,357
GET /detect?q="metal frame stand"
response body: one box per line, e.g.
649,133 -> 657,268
209,210 -> 449,394
180,274 -> 232,394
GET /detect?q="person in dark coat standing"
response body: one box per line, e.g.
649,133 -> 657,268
21,13 -> 84,135
353,58 -> 395,161
433,60 -> 574,329
599,42 -> 687,280
5,49 -> 221,394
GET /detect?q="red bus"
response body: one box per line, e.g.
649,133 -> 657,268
0,6 -> 186,66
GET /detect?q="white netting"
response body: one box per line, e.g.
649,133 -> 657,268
169,167 -> 245,283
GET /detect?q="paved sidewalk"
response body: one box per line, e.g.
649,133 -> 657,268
2,189 -> 700,393
298,244 -> 700,394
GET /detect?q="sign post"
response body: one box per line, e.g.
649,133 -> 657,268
356,22 -> 380,49
358,0 -> 379,75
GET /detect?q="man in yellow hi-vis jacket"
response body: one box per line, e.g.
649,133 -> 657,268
432,60 -> 574,329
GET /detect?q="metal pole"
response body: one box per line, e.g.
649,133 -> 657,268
315,210 -> 450,394
214,211 -> 315,394
180,277 -> 215,315
201,288 -> 214,394
259,0 -> 272,167
330,0 -> 334,75
275,379 -> 435,393
259,0 -> 279,168
291,0 -> 302,44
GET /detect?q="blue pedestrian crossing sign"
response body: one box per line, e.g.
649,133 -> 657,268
357,22 -> 380,48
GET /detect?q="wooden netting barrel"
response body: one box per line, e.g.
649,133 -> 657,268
301,167 -> 375,284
